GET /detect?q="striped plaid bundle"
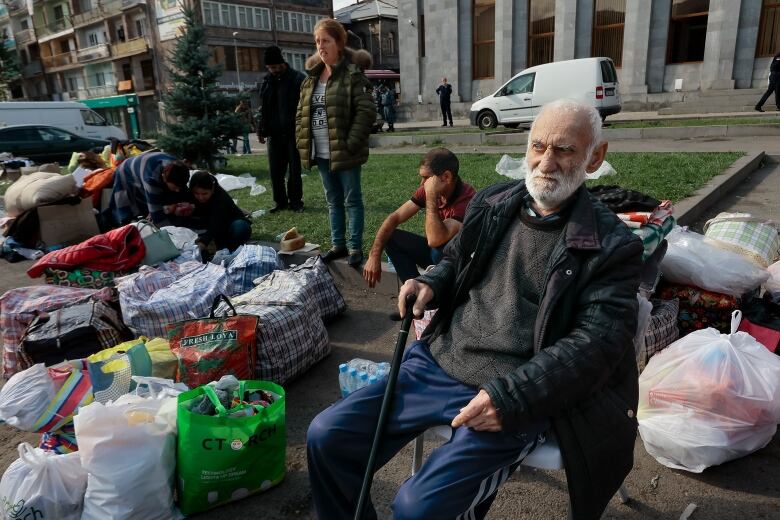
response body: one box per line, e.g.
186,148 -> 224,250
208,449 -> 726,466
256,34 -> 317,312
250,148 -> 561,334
116,261 -> 229,338
248,256 -> 346,320
231,298 -> 330,385
214,244 -> 284,296
703,212 -> 780,268
0,286 -> 116,378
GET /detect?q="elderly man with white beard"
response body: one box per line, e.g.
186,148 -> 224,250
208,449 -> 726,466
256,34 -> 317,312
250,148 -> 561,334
306,99 -> 644,520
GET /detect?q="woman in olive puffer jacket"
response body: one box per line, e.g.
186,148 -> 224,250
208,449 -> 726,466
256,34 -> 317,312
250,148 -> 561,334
296,18 -> 376,267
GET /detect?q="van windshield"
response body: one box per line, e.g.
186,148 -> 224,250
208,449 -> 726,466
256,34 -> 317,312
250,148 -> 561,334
80,109 -> 107,126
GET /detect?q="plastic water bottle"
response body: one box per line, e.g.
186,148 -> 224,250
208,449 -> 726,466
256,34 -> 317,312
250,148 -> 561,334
338,363 -> 350,398
378,362 -> 390,378
347,367 -> 358,394
368,375 -> 378,387
348,358 -> 386,377
386,256 -> 396,273
357,371 -> 369,390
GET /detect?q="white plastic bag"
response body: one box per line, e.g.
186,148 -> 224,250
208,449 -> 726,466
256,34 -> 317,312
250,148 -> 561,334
585,159 -> 616,180
213,173 -> 256,192
660,227 -> 769,297
495,154 -> 526,179
766,260 -> 780,298
75,392 -> 179,520
0,443 -> 87,520
0,364 -> 56,431
638,311 -> 780,473
160,226 -> 199,250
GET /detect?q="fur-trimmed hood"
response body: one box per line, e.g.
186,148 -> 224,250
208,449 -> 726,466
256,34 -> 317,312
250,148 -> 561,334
304,47 -> 373,74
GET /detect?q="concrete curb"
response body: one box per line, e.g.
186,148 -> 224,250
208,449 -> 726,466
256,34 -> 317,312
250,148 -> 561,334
270,153 -> 765,297
675,151 -> 765,226
368,124 -> 780,148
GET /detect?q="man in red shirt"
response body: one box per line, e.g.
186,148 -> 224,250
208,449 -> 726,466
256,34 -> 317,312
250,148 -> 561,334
363,148 -> 476,294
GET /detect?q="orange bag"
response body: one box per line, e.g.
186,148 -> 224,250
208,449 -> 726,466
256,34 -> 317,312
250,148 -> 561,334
80,166 -> 116,208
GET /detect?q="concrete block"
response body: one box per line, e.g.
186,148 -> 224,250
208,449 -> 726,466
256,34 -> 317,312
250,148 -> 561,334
726,125 -> 780,137
603,128 -> 642,140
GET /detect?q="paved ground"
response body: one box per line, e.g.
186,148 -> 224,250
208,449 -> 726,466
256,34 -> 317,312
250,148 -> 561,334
1,140 -> 779,519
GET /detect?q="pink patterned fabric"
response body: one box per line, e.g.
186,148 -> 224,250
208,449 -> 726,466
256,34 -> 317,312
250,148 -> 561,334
0,286 -> 115,378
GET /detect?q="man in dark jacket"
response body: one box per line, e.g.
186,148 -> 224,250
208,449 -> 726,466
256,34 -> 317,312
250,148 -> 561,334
257,46 -> 306,212
755,50 -> 780,112
436,77 -> 453,127
307,99 -> 643,519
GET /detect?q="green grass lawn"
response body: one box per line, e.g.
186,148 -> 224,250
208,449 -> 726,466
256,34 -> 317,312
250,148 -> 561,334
224,151 -> 742,250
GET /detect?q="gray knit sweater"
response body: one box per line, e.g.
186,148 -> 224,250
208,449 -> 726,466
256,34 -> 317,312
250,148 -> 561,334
429,210 -> 564,387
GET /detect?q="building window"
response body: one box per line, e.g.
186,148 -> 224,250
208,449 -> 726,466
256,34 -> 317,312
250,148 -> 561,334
20,19 -> 29,30
283,51 -> 308,72
473,0 -> 495,79
384,31 -> 395,56
529,0 -> 555,67
667,0 -> 708,64
275,10 -> 321,34
592,0 -> 625,66
202,1 -> 271,31
88,32 -> 99,46
237,47 -> 261,72
53,5 -> 64,20
757,0 -> 780,57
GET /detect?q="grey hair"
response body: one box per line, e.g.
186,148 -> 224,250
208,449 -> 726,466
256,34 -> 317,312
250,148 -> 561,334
529,98 -> 604,155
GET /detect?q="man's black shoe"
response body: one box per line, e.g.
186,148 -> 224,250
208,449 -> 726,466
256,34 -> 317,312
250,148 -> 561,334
347,250 -> 364,267
441,123 -> 447,127
755,106 -> 765,112
321,247 -> 348,262
291,204 -> 305,213
269,204 -> 288,213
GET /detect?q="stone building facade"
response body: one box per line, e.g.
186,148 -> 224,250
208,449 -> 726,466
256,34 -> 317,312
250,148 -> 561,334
397,0 -> 779,115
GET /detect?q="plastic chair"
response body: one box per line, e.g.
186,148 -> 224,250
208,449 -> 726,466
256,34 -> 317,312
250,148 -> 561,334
411,426 -> 630,518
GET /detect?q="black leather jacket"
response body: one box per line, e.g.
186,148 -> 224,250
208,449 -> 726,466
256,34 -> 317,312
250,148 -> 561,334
418,181 -> 643,519
257,66 -> 305,138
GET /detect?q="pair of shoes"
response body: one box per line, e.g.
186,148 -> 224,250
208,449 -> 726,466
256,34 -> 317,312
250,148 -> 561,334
755,106 -> 765,112
269,204 -> 288,213
347,250 -> 364,267
388,311 -> 402,321
291,204 -> 304,213
321,247 -> 348,262
449,123 -> 454,127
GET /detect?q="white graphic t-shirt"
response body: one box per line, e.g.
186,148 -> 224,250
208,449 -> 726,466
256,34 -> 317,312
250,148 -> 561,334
311,81 -> 330,159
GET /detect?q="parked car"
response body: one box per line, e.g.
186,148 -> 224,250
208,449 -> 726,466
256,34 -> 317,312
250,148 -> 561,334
0,125 -> 110,164
0,101 -> 127,140
469,57 -> 621,130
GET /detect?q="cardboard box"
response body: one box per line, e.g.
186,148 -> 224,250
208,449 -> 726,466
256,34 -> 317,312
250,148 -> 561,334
37,198 -> 100,246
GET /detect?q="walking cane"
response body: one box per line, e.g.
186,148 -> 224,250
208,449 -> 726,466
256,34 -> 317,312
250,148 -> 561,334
354,294 -> 416,520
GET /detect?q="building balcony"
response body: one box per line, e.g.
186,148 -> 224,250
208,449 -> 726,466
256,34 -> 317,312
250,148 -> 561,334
71,9 -> 105,28
41,50 -> 78,69
0,9 -> 9,22
76,43 -> 111,63
15,28 -> 36,46
7,1 -> 26,17
22,59 -> 43,78
82,84 -> 117,98
121,0 -> 146,9
36,18 -> 73,39
100,0 -> 123,18
111,37 -> 147,57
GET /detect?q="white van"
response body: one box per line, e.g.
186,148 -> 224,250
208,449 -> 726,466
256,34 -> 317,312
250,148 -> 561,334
0,101 -> 127,140
469,57 -> 621,130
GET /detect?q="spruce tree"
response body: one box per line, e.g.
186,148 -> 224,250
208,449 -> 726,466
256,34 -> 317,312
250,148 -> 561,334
157,5 -> 244,168
0,36 -> 21,101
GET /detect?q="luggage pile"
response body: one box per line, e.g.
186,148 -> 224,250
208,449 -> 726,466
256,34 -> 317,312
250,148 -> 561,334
631,210 -> 780,473
0,232 -> 346,516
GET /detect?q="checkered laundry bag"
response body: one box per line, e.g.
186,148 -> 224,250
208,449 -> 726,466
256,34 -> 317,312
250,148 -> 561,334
641,299 -> 680,368
116,261 -> 229,338
229,298 -> 330,385
251,256 -> 346,320
212,244 -> 283,296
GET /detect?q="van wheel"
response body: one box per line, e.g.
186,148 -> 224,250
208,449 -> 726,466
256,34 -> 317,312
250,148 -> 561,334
504,123 -> 520,129
478,111 -> 498,130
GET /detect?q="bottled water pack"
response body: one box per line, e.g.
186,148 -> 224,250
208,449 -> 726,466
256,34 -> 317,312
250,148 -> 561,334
338,359 -> 390,397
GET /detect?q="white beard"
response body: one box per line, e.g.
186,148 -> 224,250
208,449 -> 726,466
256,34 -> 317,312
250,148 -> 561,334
524,158 -> 588,210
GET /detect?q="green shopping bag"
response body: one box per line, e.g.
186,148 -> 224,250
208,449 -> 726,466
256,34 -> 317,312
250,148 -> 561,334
176,380 -> 286,515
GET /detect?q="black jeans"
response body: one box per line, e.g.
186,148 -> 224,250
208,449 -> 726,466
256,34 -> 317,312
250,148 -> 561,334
385,229 -> 444,282
440,102 -> 453,125
267,134 -> 303,208
756,73 -> 779,110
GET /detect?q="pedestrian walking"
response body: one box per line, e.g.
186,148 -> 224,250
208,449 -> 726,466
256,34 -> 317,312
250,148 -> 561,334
257,45 -> 306,213
436,77 -> 453,127
382,85 -> 397,132
755,50 -> 780,112
296,18 -> 376,267
233,99 -> 253,154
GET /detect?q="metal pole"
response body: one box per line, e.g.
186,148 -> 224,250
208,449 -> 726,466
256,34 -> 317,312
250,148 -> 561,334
233,31 -> 240,91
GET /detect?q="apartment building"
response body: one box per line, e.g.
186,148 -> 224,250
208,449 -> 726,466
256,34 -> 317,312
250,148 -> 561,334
2,0 -> 332,137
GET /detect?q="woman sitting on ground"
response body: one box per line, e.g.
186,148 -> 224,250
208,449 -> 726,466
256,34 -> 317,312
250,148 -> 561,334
189,171 -> 252,255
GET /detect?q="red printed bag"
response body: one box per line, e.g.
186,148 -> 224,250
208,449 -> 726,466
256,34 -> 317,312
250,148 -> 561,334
168,295 -> 258,388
